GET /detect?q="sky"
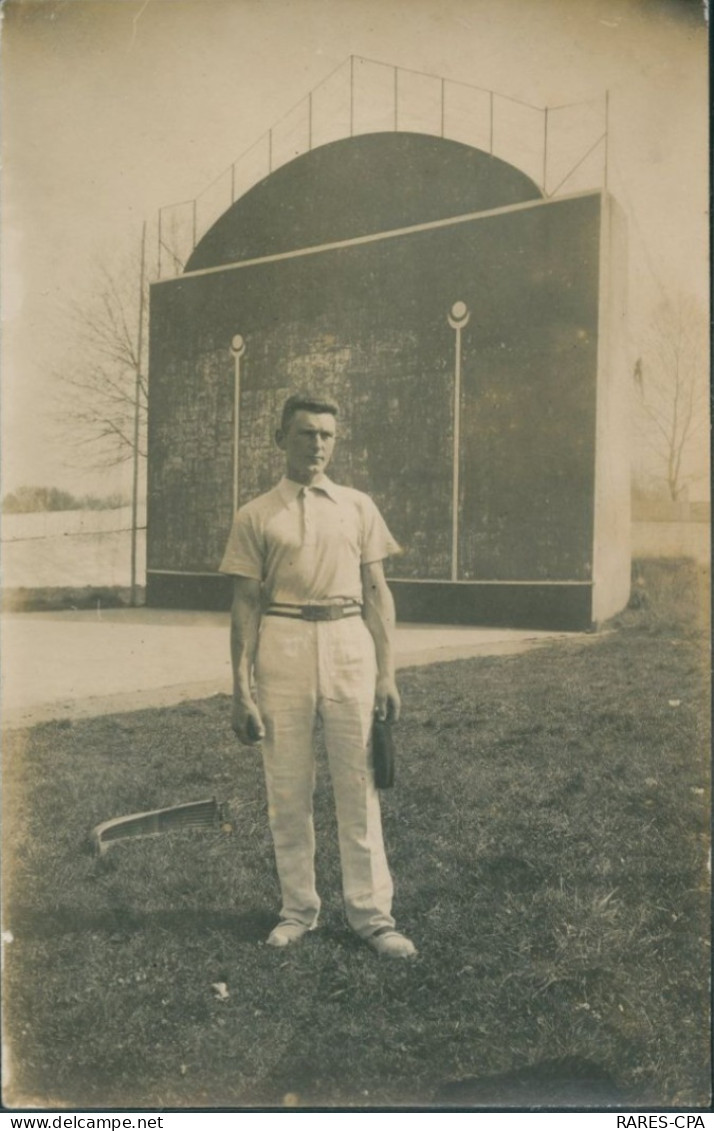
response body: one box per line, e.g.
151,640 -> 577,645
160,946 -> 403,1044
1,0 -> 709,499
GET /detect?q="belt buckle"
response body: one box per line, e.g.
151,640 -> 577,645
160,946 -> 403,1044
301,605 -> 331,621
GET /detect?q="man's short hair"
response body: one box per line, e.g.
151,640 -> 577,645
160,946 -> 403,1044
280,393 -> 339,433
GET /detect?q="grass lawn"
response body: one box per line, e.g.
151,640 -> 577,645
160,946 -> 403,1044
2,560 -> 710,1110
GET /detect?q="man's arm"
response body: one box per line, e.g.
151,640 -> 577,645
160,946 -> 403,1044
229,576 -> 266,745
361,560 -> 401,722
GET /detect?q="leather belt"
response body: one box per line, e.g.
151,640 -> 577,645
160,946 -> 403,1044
265,602 -> 362,621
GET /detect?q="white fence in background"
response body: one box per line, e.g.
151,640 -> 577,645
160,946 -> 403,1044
1,508 -> 147,590
2,506 -> 146,542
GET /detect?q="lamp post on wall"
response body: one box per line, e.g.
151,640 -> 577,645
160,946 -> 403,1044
230,334 -> 246,513
447,301 -> 470,582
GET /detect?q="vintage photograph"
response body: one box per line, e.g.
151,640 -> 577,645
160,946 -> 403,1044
1,0 -> 710,1112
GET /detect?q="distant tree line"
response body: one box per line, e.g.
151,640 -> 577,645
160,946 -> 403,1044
2,486 -> 129,514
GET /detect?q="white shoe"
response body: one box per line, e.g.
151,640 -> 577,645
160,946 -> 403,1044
367,929 -> 418,959
266,920 -> 312,948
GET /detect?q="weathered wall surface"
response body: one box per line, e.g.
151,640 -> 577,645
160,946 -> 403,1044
148,192 -> 602,595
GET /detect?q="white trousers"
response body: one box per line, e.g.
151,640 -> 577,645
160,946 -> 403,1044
255,614 -> 395,938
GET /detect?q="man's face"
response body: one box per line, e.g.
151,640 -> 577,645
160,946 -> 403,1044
277,410 -> 337,484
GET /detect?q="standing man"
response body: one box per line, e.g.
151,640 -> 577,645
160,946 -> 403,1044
219,392 -> 416,959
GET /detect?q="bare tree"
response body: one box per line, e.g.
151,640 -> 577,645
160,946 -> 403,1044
53,231 -> 150,472
52,224 -> 150,603
632,296 -> 709,503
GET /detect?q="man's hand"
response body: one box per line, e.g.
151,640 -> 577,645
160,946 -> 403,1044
375,676 -> 401,723
231,697 -> 266,745
362,562 -> 401,724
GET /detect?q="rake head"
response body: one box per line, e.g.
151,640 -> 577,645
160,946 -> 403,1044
90,797 -> 225,855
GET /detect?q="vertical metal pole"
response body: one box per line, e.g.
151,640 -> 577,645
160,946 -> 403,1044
604,90 -> 610,191
447,302 -> 470,582
440,78 -> 445,138
394,67 -> 398,131
130,221 -> 147,608
543,107 -> 549,195
348,54 -> 355,134
452,327 -> 461,582
489,91 -> 494,154
230,336 -> 246,513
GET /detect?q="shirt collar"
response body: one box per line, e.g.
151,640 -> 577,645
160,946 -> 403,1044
278,475 -> 340,504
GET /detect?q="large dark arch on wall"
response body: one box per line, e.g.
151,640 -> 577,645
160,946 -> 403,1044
185,132 -> 543,271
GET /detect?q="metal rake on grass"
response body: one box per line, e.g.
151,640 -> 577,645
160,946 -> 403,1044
90,797 -> 228,856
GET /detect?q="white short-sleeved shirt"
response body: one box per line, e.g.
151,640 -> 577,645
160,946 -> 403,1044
219,475 -> 400,605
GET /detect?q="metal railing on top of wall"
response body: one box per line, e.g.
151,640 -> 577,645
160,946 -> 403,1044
157,54 -> 609,280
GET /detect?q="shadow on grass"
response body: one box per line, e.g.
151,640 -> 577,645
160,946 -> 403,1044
436,1056 -> 627,1107
7,905 -> 275,942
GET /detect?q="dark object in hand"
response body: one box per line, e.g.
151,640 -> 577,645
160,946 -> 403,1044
372,717 -> 395,789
